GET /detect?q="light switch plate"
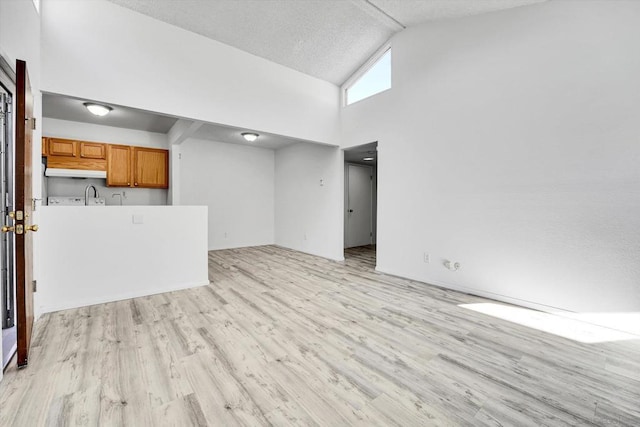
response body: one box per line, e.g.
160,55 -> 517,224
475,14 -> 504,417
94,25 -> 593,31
132,214 -> 144,224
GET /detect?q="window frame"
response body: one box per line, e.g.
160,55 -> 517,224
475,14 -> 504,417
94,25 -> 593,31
342,44 -> 392,107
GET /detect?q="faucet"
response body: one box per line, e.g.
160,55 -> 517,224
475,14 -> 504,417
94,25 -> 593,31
84,185 -> 98,205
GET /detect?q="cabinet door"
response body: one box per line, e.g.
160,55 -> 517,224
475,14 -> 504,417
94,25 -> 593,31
48,138 -> 77,157
42,137 -> 48,156
133,147 -> 168,189
106,144 -> 132,187
80,142 -> 106,159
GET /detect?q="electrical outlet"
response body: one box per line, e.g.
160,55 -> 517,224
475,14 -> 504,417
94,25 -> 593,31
444,260 -> 461,271
423,252 -> 430,263
304,233 -> 308,240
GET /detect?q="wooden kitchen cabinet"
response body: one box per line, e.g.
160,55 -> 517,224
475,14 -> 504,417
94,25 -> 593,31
106,144 -> 132,187
132,147 -> 168,188
106,145 -> 169,189
48,138 -> 77,157
43,135 -> 168,188
44,137 -> 107,171
79,141 -> 106,159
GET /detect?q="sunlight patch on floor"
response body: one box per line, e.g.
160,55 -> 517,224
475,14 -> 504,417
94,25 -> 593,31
459,303 -> 640,344
557,312 -> 640,336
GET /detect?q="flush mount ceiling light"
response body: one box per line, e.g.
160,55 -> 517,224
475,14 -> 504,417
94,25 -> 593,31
363,157 -> 374,161
83,102 -> 113,117
241,132 -> 259,142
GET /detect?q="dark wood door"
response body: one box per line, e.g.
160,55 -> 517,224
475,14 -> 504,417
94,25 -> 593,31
15,59 -> 34,367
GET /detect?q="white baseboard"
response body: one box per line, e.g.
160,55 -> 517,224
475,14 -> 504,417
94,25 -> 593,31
375,265 -> 570,313
35,280 -> 210,319
273,244 -> 344,262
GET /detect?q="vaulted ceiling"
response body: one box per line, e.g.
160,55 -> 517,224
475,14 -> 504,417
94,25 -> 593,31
106,0 -> 545,85
44,1 -> 547,145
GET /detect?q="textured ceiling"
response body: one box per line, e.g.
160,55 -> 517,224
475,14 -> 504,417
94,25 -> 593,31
42,93 -> 179,133
106,0 -> 546,85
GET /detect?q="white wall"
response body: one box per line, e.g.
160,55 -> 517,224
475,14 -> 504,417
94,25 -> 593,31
43,117 -> 168,148
43,118 -> 168,205
35,206 -> 209,317
1,0 -> 43,201
342,0 -> 640,313
179,138 -> 274,250
41,0 -> 339,145
0,0 -> 42,381
275,143 -> 343,261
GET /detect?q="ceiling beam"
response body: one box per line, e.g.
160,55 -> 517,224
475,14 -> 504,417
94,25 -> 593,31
167,119 -> 203,146
349,0 -> 406,32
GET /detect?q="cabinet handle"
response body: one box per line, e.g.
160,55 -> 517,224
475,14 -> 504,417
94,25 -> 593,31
134,182 -> 138,186
127,182 -> 130,186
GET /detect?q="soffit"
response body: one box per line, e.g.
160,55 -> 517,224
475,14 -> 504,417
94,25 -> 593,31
43,93 -> 312,151
42,92 -> 179,133
190,122 -> 304,150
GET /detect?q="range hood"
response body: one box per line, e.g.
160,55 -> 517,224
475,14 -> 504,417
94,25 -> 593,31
45,168 -> 107,179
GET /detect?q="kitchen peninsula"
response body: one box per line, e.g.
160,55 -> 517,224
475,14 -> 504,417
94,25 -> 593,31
34,205 -> 209,319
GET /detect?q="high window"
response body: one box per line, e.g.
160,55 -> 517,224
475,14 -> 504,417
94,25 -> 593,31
345,49 -> 391,105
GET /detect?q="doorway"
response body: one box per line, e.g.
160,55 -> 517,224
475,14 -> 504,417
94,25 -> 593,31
344,142 -> 377,263
0,59 -> 16,370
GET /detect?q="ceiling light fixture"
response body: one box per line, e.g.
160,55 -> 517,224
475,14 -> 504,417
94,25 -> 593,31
242,132 -> 259,142
83,102 -> 113,117
363,157 -> 374,161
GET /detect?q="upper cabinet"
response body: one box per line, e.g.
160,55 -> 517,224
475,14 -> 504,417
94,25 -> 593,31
44,137 -> 169,189
106,144 -> 132,187
106,144 -> 169,189
43,137 -> 106,171
48,138 -> 77,157
133,147 -> 169,189
79,142 -> 106,160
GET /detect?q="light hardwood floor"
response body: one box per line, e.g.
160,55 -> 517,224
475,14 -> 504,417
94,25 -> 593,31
1,245 -> 639,426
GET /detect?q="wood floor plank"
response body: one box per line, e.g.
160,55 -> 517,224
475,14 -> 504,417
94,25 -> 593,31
2,245 -> 639,426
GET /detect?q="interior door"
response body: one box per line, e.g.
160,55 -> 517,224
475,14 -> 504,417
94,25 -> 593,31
346,164 -> 373,248
14,60 -> 35,367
